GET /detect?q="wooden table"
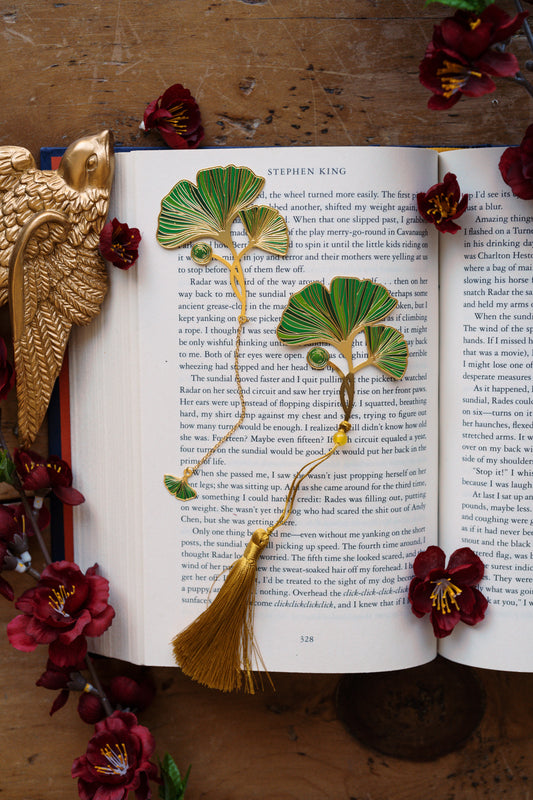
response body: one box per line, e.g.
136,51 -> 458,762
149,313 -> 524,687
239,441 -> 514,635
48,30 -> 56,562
1,1 -> 533,798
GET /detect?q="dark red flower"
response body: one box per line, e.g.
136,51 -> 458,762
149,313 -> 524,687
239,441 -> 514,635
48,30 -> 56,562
72,710 -> 159,800
78,674 -> 157,725
499,124 -> 533,200
109,675 -> 156,712
419,48 -> 499,109
78,692 -> 108,724
141,83 -> 204,149
14,448 -> 85,505
434,5 -> 528,60
420,5 -> 527,109
7,561 -> 114,666
0,501 -> 50,542
36,657 -> 89,716
100,218 -> 142,270
408,546 -> 488,638
417,172 -> 468,233
0,336 -> 15,401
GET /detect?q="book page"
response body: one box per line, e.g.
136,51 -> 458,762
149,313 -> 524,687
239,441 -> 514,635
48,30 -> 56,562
72,146 -> 440,671
439,147 -> 533,670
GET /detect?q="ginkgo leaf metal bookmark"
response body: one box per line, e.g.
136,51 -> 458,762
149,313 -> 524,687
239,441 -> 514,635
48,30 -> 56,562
171,276 -> 409,694
156,165 -> 289,500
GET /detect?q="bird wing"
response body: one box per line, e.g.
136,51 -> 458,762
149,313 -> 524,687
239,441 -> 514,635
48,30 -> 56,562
9,206 -> 108,448
0,147 -> 37,306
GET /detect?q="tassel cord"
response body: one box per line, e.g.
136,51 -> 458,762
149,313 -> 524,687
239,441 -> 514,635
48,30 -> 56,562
268,442 -> 341,536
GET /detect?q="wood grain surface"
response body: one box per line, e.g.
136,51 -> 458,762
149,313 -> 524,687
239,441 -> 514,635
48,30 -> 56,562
1,1 -> 533,798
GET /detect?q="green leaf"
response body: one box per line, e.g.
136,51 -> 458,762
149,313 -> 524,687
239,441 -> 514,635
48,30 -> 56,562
424,0 -> 492,10
158,754 -> 191,800
239,205 -> 289,255
0,449 -> 15,484
364,325 -> 409,380
164,474 -> 197,501
157,166 -> 265,249
276,277 -> 398,351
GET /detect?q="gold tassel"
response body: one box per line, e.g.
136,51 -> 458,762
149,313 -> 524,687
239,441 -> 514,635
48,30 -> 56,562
173,422 -> 351,693
172,527 -> 271,693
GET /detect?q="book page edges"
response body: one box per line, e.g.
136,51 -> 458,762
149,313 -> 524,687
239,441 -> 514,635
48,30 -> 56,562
69,153 -> 146,664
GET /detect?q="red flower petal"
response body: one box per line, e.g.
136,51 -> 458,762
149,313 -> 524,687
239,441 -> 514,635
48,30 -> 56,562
409,579 -> 435,615
84,604 -> 116,637
50,688 -> 70,716
49,634 -> 88,667
0,505 -> 18,542
476,50 -> 520,78
437,17 -> 492,61
109,675 -> 156,711
430,607 -> 461,638
26,613 -> 60,641
428,92 -> 462,110
412,546 -> 446,579
499,126 -> 533,200
53,485 -> 86,505
7,613 -> 40,651
78,692 -> 106,725
461,587 -> 488,626
447,547 -> 485,584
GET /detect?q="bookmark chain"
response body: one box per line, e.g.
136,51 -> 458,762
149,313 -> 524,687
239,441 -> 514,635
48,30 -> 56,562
188,314 -> 248,475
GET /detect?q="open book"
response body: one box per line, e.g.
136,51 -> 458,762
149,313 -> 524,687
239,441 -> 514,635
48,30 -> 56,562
53,145 -> 533,674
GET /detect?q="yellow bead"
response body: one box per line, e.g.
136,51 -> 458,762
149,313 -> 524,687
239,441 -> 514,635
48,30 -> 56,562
333,430 -> 347,446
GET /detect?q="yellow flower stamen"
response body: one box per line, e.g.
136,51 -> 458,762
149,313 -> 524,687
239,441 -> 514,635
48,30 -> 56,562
427,192 -> 458,223
167,102 -> 189,134
430,578 -> 462,614
436,60 -> 482,98
48,584 -> 75,617
469,16 -> 481,30
94,743 -> 129,776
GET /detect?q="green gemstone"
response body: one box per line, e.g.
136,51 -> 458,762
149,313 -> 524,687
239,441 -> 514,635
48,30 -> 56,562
307,346 -> 330,370
191,242 -> 212,265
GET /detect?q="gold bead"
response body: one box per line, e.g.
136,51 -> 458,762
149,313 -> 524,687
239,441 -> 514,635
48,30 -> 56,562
333,430 -> 348,446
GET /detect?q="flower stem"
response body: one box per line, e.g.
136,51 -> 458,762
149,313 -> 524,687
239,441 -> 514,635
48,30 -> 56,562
511,72 -> 533,98
514,0 -> 533,53
0,413 -> 52,565
85,653 -> 114,717
26,566 -> 42,581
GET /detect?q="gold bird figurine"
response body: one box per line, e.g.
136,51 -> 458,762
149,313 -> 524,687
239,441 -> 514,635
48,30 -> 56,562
0,130 -> 115,447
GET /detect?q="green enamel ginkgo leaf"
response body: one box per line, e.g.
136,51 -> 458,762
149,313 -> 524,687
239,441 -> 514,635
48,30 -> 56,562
364,325 -> 409,380
164,474 -> 197,501
157,165 -> 265,249
276,277 -> 398,357
239,206 -> 289,255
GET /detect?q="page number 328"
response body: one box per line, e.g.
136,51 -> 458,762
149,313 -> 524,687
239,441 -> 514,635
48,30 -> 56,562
300,635 -> 315,643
